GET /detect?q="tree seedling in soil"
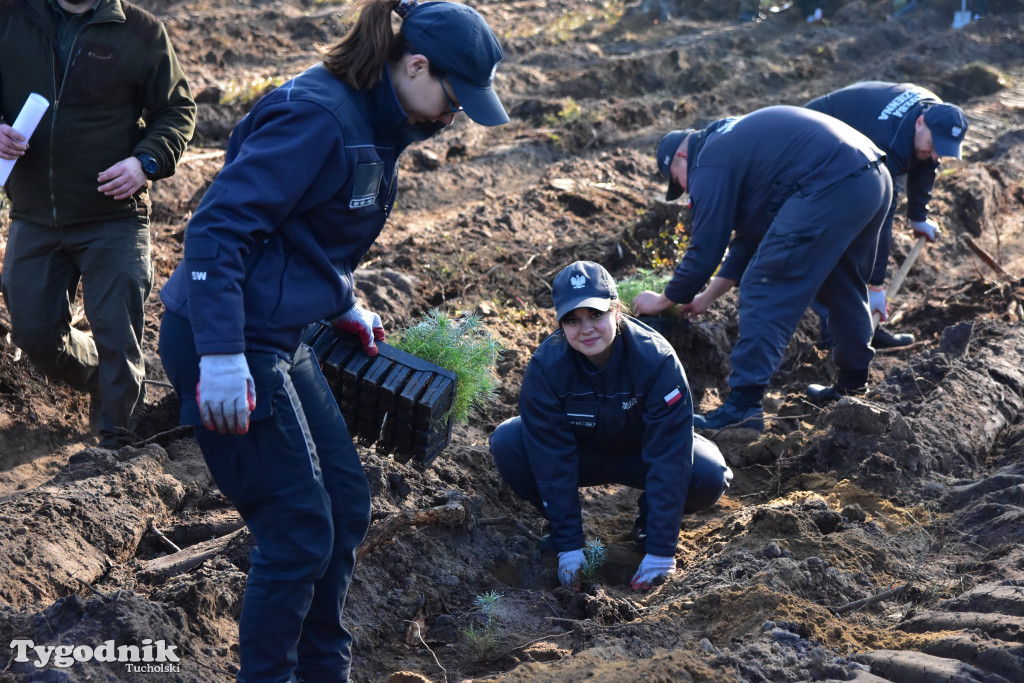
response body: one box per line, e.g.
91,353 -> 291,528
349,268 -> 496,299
462,590 -> 503,658
577,538 -> 607,586
391,308 -> 503,423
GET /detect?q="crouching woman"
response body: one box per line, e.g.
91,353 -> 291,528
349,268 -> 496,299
489,261 -> 733,591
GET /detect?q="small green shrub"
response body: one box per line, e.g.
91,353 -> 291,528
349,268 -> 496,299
391,309 -> 502,423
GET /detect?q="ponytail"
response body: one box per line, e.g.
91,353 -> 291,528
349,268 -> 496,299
322,0 -> 417,89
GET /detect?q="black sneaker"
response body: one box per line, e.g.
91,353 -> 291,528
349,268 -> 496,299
806,382 -> 867,402
630,513 -> 647,551
872,326 -> 914,349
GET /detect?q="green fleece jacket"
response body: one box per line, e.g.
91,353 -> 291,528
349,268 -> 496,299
0,0 -> 195,226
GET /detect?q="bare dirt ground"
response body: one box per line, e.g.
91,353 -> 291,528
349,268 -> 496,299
3,0 -> 1024,681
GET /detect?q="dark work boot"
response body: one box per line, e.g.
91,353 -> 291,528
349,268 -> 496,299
872,325 -> 914,349
693,385 -> 766,431
807,367 -> 868,402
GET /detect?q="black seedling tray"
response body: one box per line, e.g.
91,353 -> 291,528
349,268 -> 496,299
302,321 -> 458,470
636,315 -> 691,351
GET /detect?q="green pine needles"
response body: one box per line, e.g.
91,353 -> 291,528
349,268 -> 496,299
462,590 -> 503,658
391,309 -> 503,423
615,269 -> 673,316
578,538 -> 607,585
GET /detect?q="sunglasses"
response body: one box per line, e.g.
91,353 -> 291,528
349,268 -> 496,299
437,75 -> 464,114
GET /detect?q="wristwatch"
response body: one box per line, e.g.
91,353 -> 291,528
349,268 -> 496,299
135,153 -> 159,179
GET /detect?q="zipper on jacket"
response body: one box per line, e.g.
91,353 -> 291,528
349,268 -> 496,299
48,33 -> 82,226
48,11 -> 111,227
381,165 -> 399,222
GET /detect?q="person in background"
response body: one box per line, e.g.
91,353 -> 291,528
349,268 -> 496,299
633,106 -> 892,428
0,0 -> 196,448
490,261 -> 733,592
805,81 -> 969,350
157,0 -> 508,680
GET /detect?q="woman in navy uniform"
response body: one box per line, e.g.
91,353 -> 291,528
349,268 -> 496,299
158,0 -> 508,680
490,261 -> 733,591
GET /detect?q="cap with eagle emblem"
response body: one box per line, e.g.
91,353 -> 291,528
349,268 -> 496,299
400,1 -> 509,126
551,261 -> 618,321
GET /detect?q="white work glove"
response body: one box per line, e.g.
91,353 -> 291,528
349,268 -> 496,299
332,306 -> 385,357
910,218 -> 939,243
631,554 -> 676,591
868,286 -> 888,322
557,548 -> 586,587
197,353 -> 256,435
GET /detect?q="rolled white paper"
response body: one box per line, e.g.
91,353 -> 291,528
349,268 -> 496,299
0,93 -> 51,185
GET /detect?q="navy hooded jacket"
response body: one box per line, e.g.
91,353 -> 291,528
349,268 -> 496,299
519,316 -> 695,557
805,81 -> 942,224
160,63 -> 440,358
663,105 -> 883,305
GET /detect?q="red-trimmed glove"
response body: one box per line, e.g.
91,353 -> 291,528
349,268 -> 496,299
868,286 -> 888,322
630,554 -> 676,591
197,353 -> 255,434
332,306 -> 385,357
910,218 -> 939,243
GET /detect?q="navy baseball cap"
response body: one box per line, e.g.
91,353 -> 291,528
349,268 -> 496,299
656,129 -> 694,201
402,2 -> 509,126
552,261 -> 618,321
923,104 -> 968,159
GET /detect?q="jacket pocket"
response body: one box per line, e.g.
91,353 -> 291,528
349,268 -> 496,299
751,218 -> 825,281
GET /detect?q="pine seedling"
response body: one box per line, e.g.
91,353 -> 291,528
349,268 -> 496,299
462,590 -> 503,657
578,538 -> 607,585
615,270 -> 675,316
391,309 -> 503,423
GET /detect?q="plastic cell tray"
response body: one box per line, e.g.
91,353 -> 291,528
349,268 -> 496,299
301,321 -> 458,469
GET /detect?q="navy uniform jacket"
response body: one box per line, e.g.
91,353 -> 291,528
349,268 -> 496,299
519,317 -> 694,557
806,81 -> 941,224
161,64 -> 442,358
663,105 -> 884,305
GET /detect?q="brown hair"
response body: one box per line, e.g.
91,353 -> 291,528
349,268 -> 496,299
322,0 -> 409,89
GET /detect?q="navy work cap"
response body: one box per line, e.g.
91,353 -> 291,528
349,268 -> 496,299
552,261 -> 618,321
402,2 -> 509,126
923,103 -> 968,159
656,129 -> 694,201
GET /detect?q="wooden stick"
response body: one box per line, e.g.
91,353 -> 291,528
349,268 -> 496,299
874,236 -> 926,331
137,527 -> 250,584
965,235 -> 1014,281
148,520 -> 182,554
833,582 -> 910,615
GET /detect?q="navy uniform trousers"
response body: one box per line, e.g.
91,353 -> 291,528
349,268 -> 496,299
731,163 -> 893,389
160,311 -> 371,683
490,418 -> 733,521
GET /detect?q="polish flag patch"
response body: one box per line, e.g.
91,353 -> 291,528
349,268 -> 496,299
664,388 -> 682,406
